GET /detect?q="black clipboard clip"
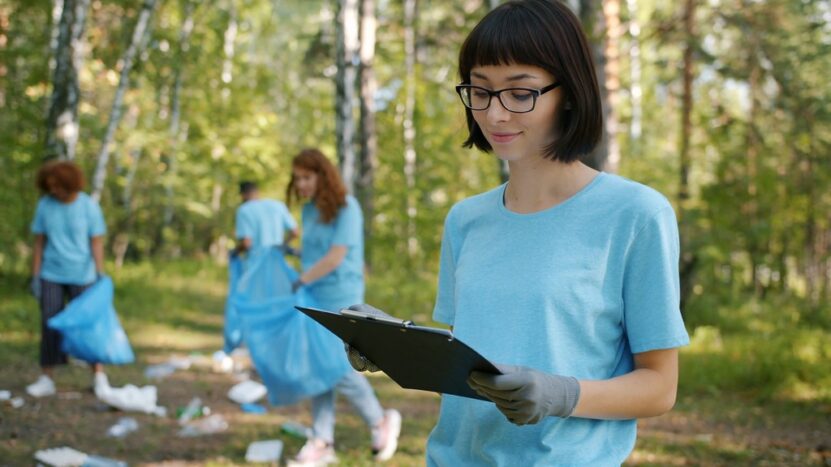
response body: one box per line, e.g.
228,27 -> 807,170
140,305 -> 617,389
339,308 -> 418,328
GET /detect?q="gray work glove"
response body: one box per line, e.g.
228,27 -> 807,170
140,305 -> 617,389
343,303 -> 392,373
29,276 -> 42,300
467,364 -> 581,425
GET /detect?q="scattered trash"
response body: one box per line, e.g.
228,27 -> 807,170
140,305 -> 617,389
177,397 -> 210,424
144,355 -> 193,380
240,402 -> 267,414
227,380 -> 267,404
106,417 -> 139,438
0,390 -> 10,400
143,363 -> 176,380
95,383 -> 165,416
231,371 -> 250,383
177,414 -> 229,437
10,397 -> 24,408
212,350 -> 234,373
280,421 -> 312,439
33,446 -> 88,466
58,392 -> 83,400
33,446 -> 127,467
81,455 -> 128,467
245,439 -> 284,463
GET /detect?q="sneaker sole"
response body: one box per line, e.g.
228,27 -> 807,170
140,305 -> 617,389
374,409 -> 402,462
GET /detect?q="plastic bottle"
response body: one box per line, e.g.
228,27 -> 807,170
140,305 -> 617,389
280,421 -> 312,439
177,397 -> 203,424
106,417 -> 139,438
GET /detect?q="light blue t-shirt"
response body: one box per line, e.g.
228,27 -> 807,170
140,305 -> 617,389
300,195 -> 364,309
31,193 -> 107,285
428,173 -> 690,466
235,199 -> 297,250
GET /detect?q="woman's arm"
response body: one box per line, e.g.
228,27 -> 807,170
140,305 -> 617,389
572,347 -> 679,419
32,234 -> 45,276
298,245 -> 347,285
90,235 -> 105,274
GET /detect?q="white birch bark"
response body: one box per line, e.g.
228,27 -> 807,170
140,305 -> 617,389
91,0 -> 157,202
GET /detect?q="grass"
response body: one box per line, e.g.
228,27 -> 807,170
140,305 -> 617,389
1,260 -> 829,465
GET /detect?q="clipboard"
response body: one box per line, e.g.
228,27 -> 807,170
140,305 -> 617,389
295,306 -> 501,400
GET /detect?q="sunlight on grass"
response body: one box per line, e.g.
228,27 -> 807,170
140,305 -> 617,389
130,323 -> 222,351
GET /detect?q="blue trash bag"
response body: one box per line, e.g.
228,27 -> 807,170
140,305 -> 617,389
223,253 -> 244,354
47,276 -> 135,365
231,248 -> 351,406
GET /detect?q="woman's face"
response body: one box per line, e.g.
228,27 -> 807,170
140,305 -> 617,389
46,178 -> 73,203
469,63 -> 563,163
292,166 -> 318,199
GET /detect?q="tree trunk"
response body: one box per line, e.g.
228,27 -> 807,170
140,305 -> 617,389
357,0 -> 377,267
91,0 -> 157,202
158,1 -> 194,252
336,0 -> 359,193
601,0 -> 622,173
678,0 -> 697,312
578,0 -> 609,170
403,0 -> 418,258
626,0 -> 642,143
44,0 -> 90,161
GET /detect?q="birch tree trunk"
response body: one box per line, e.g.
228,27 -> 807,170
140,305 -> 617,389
91,0 -> 157,202
403,0 -> 418,258
626,0 -> 642,143
44,0 -> 89,161
357,0 -> 377,266
336,0 -> 359,193
158,2 -> 194,251
601,0 -> 621,173
578,0 -> 609,170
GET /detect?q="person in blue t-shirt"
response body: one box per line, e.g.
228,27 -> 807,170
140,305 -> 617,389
233,181 -> 297,256
27,160 -> 110,398
347,1 -> 690,465
284,148 -> 401,467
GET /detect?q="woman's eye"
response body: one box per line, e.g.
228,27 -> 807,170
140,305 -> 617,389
510,90 -> 533,101
472,90 -> 490,98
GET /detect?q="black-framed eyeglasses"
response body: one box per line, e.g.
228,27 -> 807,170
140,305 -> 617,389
455,83 -> 561,114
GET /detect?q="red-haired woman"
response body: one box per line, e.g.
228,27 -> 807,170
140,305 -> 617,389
285,148 -> 401,466
27,160 -> 108,397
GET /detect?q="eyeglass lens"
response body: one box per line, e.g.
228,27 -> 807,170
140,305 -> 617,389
460,87 -> 538,113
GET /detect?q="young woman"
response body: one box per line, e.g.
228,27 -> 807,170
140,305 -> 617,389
27,160 -> 109,397
352,1 -> 689,465
285,148 -> 401,466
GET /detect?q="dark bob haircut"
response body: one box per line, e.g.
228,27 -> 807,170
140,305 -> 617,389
458,0 -> 602,162
36,160 -> 85,195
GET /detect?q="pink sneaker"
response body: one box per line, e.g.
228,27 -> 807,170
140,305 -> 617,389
287,438 -> 337,467
371,409 -> 402,461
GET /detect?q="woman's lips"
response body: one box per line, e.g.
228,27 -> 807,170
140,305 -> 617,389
489,132 -> 520,144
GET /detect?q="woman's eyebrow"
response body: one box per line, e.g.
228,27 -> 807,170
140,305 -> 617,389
506,73 -> 539,82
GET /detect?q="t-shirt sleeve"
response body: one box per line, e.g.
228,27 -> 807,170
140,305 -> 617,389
331,199 -> 361,247
31,198 -> 46,234
236,206 -> 253,240
88,198 -> 107,236
623,205 -> 690,353
433,208 -> 458,326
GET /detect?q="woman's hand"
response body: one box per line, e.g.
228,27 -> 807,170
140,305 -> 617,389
468,364 -> 580,425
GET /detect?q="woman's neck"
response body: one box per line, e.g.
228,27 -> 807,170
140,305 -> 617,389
504,159 -> 598,214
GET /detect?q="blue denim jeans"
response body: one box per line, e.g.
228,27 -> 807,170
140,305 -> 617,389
311,369 -> 384,444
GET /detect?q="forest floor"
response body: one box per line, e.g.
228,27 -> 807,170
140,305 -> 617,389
1,262 -> 829,466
